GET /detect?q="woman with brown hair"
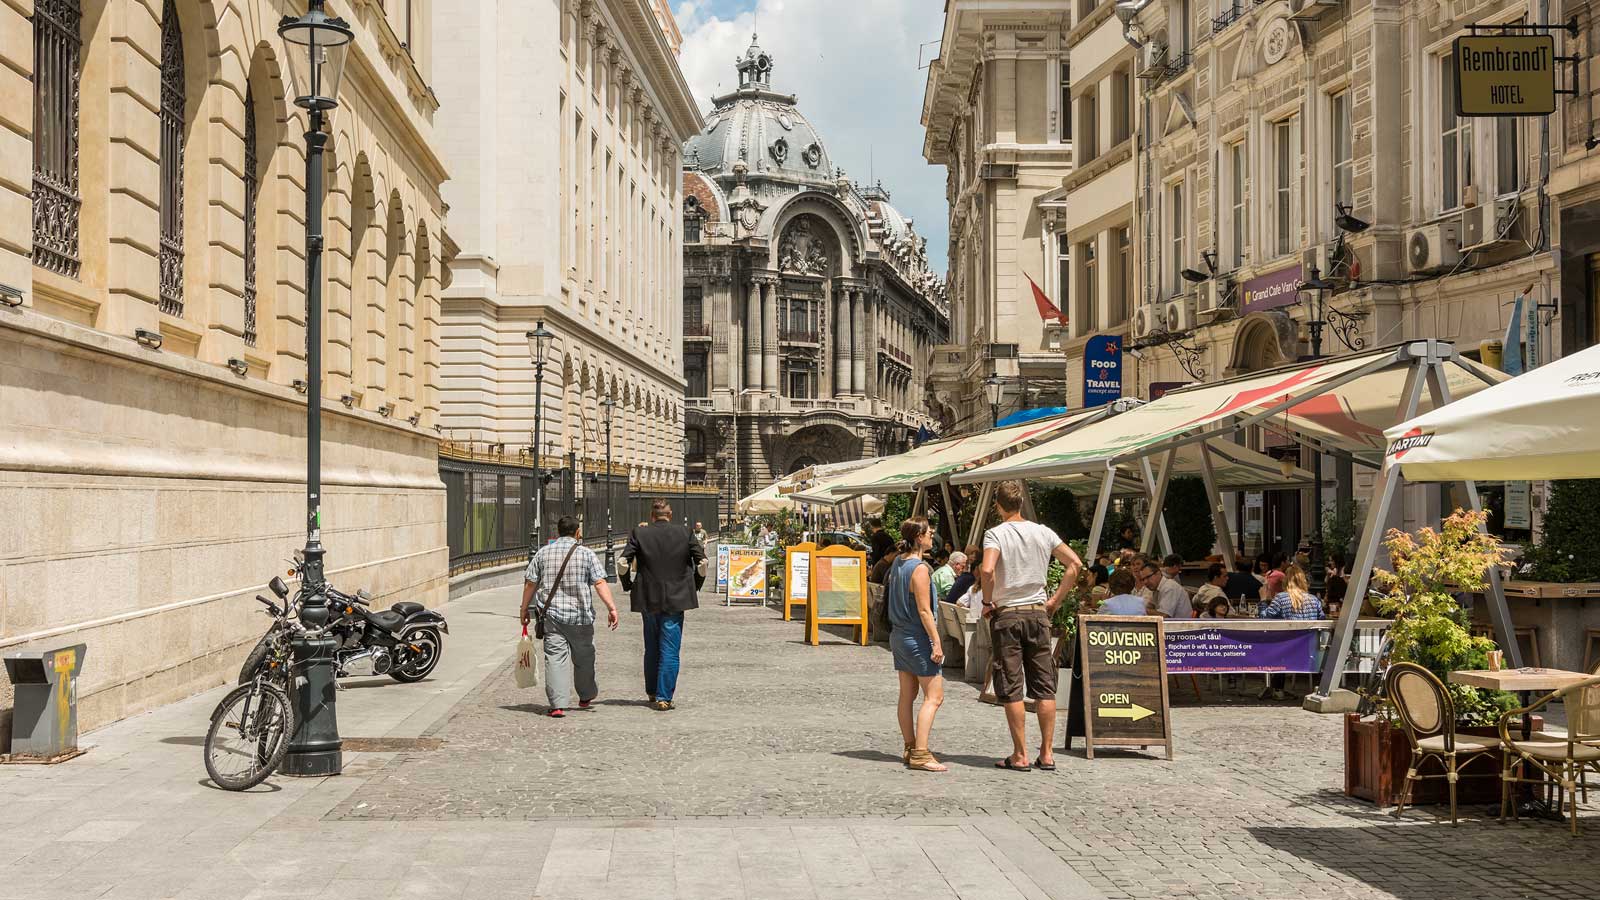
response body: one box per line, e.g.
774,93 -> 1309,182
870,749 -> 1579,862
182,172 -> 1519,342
887,516 -> 947,772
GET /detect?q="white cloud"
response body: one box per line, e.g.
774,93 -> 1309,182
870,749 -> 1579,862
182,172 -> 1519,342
672,0 -> 949,275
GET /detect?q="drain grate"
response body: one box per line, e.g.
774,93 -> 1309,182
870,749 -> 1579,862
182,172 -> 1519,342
341,737 -> 443,752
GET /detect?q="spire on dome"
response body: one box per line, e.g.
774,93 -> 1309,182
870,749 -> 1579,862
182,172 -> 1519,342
735,33 -> 773,89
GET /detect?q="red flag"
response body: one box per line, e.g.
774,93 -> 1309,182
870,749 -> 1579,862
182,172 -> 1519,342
1027,275 -> 1068,326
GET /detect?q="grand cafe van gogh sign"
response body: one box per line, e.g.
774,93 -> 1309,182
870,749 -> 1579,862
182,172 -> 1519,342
1241,265 -> 1302,314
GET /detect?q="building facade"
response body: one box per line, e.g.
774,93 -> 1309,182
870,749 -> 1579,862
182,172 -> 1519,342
3,0 -> 449,741
681,38 -> 948,503
922,1 -> 1076,430
432,0 -> 701,492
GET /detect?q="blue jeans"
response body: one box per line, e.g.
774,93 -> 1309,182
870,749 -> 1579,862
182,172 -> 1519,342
641,612 -> 684,702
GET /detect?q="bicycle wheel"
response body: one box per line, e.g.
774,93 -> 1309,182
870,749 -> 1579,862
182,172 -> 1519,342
204,681 -> 295,791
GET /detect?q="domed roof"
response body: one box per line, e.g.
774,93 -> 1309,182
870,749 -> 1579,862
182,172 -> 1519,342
682,36 -> 834,185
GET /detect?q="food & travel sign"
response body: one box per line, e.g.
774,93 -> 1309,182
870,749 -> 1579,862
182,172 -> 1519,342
1075,615 -> 1173,759
1453,35 -> 1556,116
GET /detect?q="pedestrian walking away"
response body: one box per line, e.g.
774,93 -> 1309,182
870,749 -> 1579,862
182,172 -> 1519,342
621,499 -> 707,710
520,516 -> 619,718
887,517 -> 947,772
978,480 -> 1082,772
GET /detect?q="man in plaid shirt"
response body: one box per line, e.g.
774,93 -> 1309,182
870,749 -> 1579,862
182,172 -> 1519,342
520,516 -> 619,717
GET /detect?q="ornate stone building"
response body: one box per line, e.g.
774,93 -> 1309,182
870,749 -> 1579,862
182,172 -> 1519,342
2,0 -> 448,740
680,38 -> 949,503
432,0 -> 701,488
922,2 -> 1077,431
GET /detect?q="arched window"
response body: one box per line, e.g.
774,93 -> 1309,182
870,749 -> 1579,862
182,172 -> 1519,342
158,0 -> 185,316
242,85 -> 258,347
32,0 -> 82,278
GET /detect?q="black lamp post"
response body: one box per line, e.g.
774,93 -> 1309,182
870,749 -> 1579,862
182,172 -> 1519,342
526,322 -> 554,553
681,433 -> 691,528
984,374 -> 1004,427
277,0 -> 352,778
600,393 -> 615,577
1297,266 -> 1337,592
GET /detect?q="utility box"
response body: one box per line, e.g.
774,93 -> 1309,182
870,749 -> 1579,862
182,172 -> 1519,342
3,644 -> 88,760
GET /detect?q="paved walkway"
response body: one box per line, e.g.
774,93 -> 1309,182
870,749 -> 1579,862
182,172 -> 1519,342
2,584 -> 1596,900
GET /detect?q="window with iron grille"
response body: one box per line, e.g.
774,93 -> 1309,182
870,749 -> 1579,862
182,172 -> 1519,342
31,0 -> 82,278
243,85 -> 258,347
158,0 -> 185,316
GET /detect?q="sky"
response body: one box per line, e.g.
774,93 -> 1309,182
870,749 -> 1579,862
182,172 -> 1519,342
672,0 -> 950,275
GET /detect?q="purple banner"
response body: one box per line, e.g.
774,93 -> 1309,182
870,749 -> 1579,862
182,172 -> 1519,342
1240,264 -> 1303,313
1165,627 -> 1320,674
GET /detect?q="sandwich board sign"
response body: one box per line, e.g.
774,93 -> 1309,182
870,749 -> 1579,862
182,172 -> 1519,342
1069,615 -> 1173,760
783,542 -> 816,621
805,544 -> 868,646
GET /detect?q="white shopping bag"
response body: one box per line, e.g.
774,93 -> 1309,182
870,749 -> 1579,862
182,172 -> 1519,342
514,626 -> 541,689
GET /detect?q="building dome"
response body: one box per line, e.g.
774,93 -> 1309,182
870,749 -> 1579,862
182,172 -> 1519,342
683,36 -> 834,185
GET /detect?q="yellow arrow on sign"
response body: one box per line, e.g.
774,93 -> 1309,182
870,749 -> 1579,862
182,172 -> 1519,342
1097,703 -> 1155,722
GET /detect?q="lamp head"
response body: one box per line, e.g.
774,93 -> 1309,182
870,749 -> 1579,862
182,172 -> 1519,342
277,0 -> 353,113
1297,267 -> 1336,292
526,320 -> 555,362
983,374 -> 1004,407
1334,204 -> 1370,234
1114,0 -> 1151,24
1180,267 -> 1210,284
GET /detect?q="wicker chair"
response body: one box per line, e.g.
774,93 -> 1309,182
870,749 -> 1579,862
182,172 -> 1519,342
1385,662 -> 1501,824
1499,675 -> 1600,836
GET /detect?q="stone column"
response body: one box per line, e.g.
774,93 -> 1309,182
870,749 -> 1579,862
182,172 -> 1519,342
850,290 -> 867,396
745,280 -> 762,391
762,278 -> 779,392
833,287 -> 851,397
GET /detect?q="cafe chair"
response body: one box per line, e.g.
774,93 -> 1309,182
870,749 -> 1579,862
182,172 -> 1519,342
1385,662 -> 1502,824
1498,675 -> 1600,836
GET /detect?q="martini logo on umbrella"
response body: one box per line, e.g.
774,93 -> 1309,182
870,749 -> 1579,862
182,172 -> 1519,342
1387,427 -> 1434,459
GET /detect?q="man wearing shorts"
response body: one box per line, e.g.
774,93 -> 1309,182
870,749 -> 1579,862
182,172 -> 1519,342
978,480 -> 1082,772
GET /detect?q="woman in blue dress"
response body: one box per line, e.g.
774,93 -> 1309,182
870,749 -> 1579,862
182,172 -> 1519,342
888,517 -> 946,772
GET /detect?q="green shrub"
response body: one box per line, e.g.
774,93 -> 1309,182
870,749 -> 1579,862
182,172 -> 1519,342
1524,479 -> 1600,583
1164,477 -> 1216,561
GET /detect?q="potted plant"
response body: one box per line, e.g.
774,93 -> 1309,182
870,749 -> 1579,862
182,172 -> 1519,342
1344,510 -> 1525,807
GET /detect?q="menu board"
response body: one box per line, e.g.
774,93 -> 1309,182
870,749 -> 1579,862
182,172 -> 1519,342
726,547 -> 767,603
806,546 -> 868,646
783,542 -> 817,622
716,544 -> 731,591
1076,615 -> 1172,760
1165,627 -> 1318,674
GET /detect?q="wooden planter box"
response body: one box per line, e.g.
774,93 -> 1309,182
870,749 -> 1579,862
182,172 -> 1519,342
1501,580 -> 1600,600
1344,713 -> 1542,808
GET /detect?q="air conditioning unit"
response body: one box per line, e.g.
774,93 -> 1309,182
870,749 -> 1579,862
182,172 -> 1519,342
1165,294 -> 1197,332
1407,218 -> 1463,275
1461,198 -> 1523,250
1198,278 -> 1235,321
1301,242 -> 1344,280
1287,0 -> 1340,19
978,163 -> 1018,180
1133,303 -> 1166,340
1139,41 -> 1169,76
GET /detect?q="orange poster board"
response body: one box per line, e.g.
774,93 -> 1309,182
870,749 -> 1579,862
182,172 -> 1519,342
806,544 -> 868,646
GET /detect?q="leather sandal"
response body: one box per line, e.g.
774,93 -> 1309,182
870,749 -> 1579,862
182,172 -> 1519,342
903,743 -> 914,767
906,748 -> 948,772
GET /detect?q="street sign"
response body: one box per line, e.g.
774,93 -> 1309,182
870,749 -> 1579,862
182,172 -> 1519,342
1075,615 -> 1172,759
1453,34 -> 1556,116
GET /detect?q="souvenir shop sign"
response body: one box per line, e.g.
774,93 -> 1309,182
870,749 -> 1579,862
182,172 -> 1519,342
1075,615 -> 1173,759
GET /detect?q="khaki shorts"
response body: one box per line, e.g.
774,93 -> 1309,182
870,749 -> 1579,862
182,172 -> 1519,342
989,605 -> 1057,703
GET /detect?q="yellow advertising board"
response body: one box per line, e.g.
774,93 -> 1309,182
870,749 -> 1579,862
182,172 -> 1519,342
1453,34 -> 1556,116
806,544 -> 868,646
726,547 -> 768,604
783,542 -> 816,621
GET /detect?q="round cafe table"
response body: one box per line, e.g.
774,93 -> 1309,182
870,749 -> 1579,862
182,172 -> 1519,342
1448,667 -> 1591,819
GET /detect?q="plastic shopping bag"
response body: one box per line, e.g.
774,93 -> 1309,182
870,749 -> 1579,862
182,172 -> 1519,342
514,625 -> 541,689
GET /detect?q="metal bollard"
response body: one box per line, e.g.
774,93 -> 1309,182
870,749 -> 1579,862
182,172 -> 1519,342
3,643 -> 88,761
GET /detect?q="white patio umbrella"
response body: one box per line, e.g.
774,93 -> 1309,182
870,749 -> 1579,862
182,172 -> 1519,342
1385,343 -> 1600,482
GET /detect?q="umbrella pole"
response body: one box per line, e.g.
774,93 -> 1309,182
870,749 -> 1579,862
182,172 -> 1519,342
1085,466 -> 1117,562
1199,442 -> 1238,572
965,482 -> 994,549
1425,361 -> 1521,667
1139,449 -> 1176,558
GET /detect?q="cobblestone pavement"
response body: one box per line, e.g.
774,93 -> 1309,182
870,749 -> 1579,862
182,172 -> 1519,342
332,597 -> 1600,900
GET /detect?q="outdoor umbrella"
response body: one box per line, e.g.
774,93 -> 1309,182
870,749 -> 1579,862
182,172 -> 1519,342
1384,343 -> 1600,482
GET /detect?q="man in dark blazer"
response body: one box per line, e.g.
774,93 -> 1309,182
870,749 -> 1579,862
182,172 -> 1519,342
620,499 -> 706,711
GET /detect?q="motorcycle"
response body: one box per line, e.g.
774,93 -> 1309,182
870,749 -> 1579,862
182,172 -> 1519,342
238,556 -> 448,686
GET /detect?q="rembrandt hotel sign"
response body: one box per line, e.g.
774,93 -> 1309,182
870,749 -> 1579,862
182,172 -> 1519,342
1453,34 -> 1557,116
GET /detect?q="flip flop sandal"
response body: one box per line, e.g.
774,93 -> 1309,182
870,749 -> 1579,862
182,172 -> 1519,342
994,758 -> 1032,772
1033,759 -> 1057,771
548,709 -> 565,718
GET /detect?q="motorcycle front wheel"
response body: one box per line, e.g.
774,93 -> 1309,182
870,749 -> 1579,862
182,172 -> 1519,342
204,681 -> 295,791
390,627 -> 442,682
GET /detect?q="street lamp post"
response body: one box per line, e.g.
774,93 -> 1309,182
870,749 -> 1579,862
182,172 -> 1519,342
681,434 -> 690,528
984,374 -> 1004,428
1298,266 -> 1336,592
277,0 -> 352,778
526,322 -> 554,553
600,393 -> 616,577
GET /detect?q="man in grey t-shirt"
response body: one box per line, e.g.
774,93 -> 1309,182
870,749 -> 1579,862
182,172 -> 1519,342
978,480 -> 1081,772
